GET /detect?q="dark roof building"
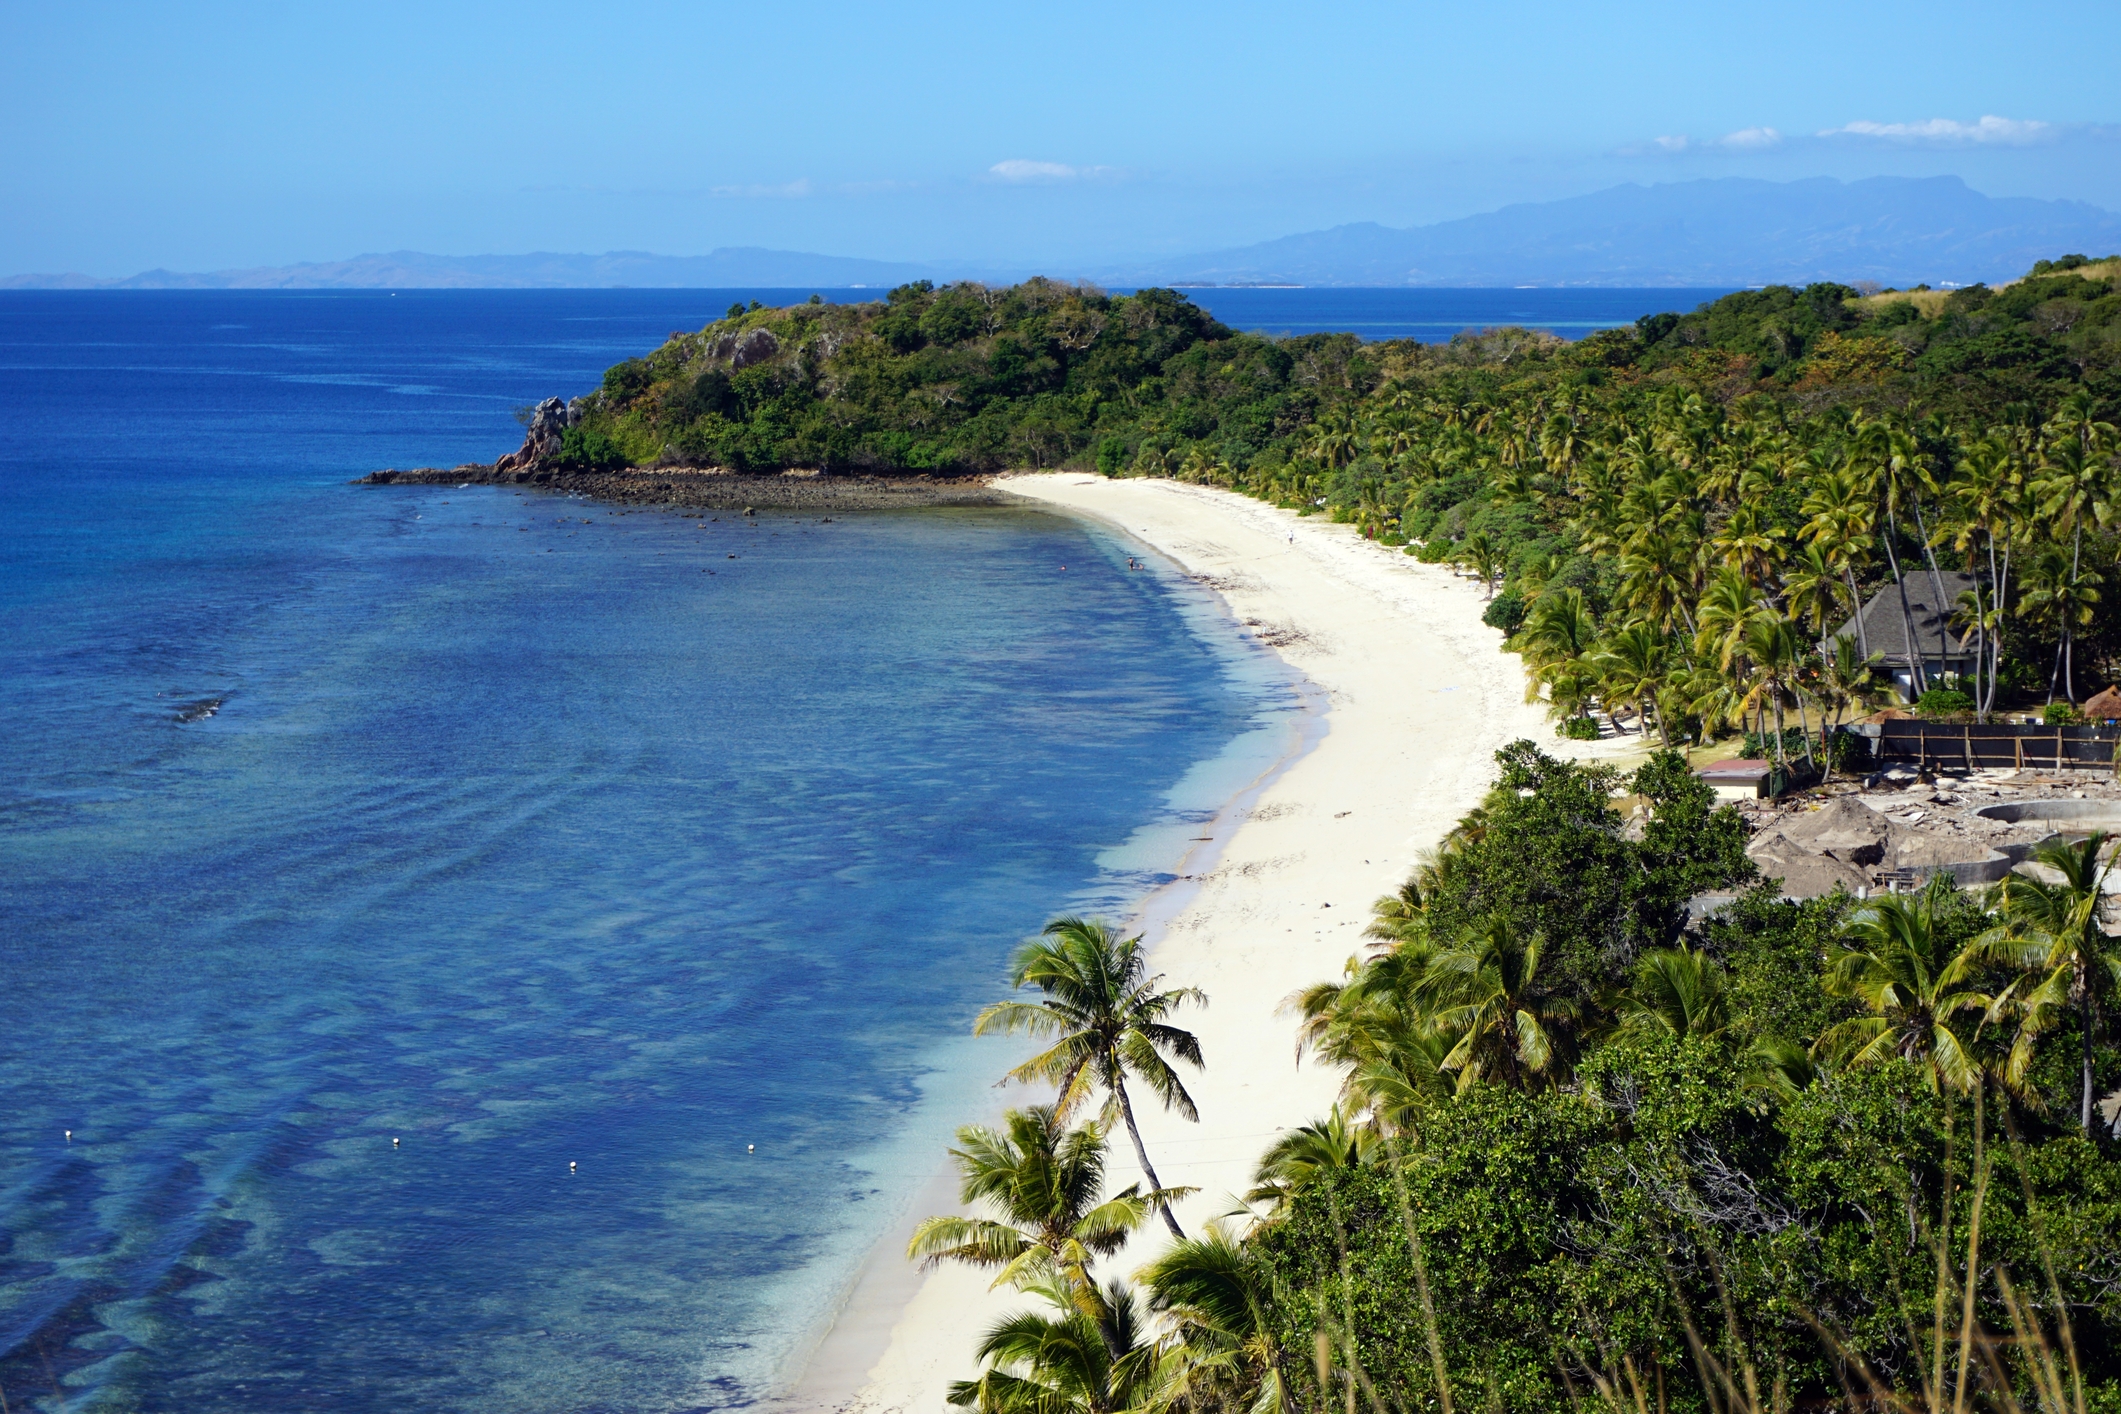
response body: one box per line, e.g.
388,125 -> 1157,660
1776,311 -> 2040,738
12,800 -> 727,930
1831,571 -> 1978,698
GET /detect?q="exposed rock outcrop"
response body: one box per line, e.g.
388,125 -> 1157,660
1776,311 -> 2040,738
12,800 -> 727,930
701,327 -> 781,369
494,396 -> 581,473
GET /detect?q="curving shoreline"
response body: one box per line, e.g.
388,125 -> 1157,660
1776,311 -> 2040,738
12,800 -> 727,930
798,473 -> 1560,1414
356,462 -> 1008,510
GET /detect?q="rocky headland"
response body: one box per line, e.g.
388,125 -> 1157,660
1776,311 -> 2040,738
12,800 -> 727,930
356,396 -> 1007,510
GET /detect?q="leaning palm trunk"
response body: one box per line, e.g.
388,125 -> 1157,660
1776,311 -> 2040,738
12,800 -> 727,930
2079,955 -> 2098,1132
1969,588 -> 1986,723
1913,497 -> 1957,679
2067,524 -> 2083,702
1883,512 -> 1927,697
1987,542 -> 2011,722
1793,686 -> 1816,771
1111,1078 -> 1184,1239
1843,563 -> 1871,661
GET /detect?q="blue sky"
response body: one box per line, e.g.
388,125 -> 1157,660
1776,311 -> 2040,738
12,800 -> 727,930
5,0 -> 2120,275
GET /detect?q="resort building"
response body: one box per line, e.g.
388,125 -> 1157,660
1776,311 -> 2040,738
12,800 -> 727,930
1832,571 -> 1978,700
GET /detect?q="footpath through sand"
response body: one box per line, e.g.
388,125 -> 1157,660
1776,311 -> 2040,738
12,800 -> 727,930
799,473 -> 1561,1413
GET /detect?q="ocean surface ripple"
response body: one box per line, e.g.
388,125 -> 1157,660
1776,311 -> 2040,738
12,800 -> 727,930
0,291 -> 1298,1412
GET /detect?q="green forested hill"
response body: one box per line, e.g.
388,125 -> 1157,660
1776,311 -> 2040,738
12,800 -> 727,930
569,258 -> 2121,717
567,259 -> 2121,483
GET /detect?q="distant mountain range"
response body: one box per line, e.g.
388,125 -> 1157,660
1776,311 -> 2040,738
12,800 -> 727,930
1102,177 -> 2121,289
0,247 -> 933,291
9,177 -> 2120,292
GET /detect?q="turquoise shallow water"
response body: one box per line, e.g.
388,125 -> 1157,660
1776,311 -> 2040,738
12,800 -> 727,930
0,292 -> 1298,1411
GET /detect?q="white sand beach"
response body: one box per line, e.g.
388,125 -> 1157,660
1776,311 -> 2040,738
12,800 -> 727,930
803,473 -> 1573,1412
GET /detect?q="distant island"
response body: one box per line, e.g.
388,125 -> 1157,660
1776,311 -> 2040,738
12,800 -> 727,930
19,177 -> 2121,291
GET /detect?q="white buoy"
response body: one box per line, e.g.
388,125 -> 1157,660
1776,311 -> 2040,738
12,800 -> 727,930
747,1144 -> 755,1154
569,1161 -> 578,1174
392,1137 -> 400,1149
64,1130 -> 72,1142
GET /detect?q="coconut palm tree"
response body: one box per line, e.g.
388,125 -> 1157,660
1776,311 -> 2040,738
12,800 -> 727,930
1287,943 -> 1437,1072
1814,891 -> 2012,1094
1810,635 -> 1886,779
2019,547 -> 2103,704
1344,1031 -> 1460,1135
1284,940 -> 1459,1136
1983,833 -> 2121,1130
948,1276 -> 1159,1413
1694,566 -> 1764,677
2031,438 -> 2115,700
1457,531 -> 1503,599
1617,532 -> 1700,635
1519,588 -> 1597,668
1781,540 -> 1846,647
1741,1036 -> 1817,1106
1305,412 -> 1359,473
1591,620 -> 1671,741
1950,435 -> 2022,720
1799,461 -> 1877,660
1714,499 -> 1786,585
1851,417 -> 1936,696
977,917 -> 1207,1238
1361,879 -> 1427,948
1413,917 -> 1579,1091
908,1105 -> 1181,1295
1243,1108 -> 1375,1216
1138,1223 -> 1287,1414
1615,944 -> 1731,1040
1737,613 -> 1812,769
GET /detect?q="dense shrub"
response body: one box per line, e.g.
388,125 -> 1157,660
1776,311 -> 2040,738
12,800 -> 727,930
558,425 -> 628,469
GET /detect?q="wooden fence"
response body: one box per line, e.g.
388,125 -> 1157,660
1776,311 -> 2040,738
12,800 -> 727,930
1868,721 -> 2121,773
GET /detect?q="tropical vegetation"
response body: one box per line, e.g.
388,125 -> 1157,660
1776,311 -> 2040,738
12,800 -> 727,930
927,744 -> 2121,1413
562,254 -> 2121,733
549,263 -> 2121,1402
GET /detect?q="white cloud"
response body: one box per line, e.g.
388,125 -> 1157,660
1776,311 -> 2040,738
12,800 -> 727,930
1652,135 -> 1690,152
1819,115 -> 2052,144
1719,126 -> 1781,149
989,159 -> 1091,182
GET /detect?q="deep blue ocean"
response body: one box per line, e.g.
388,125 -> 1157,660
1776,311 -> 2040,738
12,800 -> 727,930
0,290 -> 1307,1413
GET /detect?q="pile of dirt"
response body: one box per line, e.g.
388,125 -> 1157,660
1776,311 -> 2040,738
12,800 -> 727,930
1746,796 -> 2002,896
